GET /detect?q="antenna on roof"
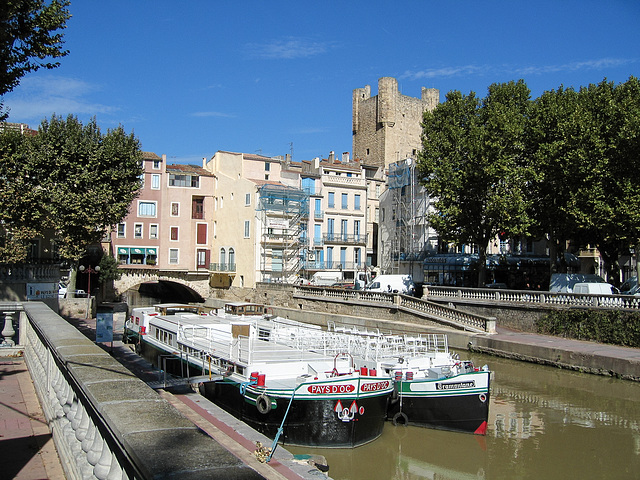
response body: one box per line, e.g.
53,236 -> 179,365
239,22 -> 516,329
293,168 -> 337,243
289,142 -> 293,160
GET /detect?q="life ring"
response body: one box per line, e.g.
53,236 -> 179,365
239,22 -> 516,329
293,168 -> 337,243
256,394 -> 272,414
479,393 -> 487,403
392,411 -> 408,426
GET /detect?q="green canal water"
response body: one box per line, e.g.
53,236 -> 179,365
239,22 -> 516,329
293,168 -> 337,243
287,351 -> 640,480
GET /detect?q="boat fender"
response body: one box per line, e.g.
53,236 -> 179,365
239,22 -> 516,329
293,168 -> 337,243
479,393 -> 487,403
392,412 -> 408,426
256,394 -> 272,414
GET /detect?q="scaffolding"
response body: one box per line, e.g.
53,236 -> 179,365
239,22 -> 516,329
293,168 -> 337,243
257,184 -> 309,284
386,159 -> 431,276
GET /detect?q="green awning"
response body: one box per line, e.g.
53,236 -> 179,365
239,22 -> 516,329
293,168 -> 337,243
117,247 -> 129,255
146,248 -> 157,255
131,248 -> 145,255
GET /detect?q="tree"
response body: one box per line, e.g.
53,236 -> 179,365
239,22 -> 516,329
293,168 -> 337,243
0,0 -> 70,119
569,77 -> 640,283
418,80 -> 534,286
527,85 -> 583,275
0,114 -> 143,262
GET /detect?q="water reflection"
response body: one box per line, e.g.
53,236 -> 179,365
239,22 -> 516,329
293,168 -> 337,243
287,351 -> 640,480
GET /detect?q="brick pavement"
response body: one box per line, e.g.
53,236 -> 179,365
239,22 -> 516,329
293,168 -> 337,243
0,358 -> 65,480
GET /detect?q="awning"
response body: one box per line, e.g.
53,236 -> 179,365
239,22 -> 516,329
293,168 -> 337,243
131,248 -> 145,255
146,248 -> 157,255
117,247 -> 129,255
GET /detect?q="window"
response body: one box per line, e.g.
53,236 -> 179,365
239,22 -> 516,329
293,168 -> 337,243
138,201 -> 157,217
228,248 -> 235,268
196,223 -> 207,244
196,249 -> 210,269
315,198 -> 321,213
170,227 -> 179,241
171,202 -> 179,216
220,248 -> 226,266
153,159 -> 161,169
327,247 -> 333,267
169,173 -> 199,188
244,220 -> 250,238
192,197 -> 204,219
264,174 -> 269,180
354,220 -> 360,241
327,218 -> 335,238
375,207 -> 380,223
341,219 -> 348,240
265,162 -> 270,171
169,249 -> 179,264
134,223 -> 143,239
354,194 -> 361,210
117,223 -> 125,238
151,174 -> 160,190
341,193 -> 348,209
328,192 -> 335,209
149,224 -> 158,239
245,193 -> 251,206
375,184 -> 380,198
354,248 -> 361,266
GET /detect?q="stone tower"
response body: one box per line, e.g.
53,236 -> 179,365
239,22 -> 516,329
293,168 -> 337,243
352,77 -> 439,168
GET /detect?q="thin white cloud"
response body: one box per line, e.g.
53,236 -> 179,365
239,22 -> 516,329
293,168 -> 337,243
402,58 -> 637,81
191,111 -> 235,118
2,74 -> 116,122
246,37 -> 331,60
514,58 -> 636,76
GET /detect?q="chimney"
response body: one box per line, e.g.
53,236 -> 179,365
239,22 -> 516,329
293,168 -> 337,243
342,152 -> 350,163
329,151 -> 335,163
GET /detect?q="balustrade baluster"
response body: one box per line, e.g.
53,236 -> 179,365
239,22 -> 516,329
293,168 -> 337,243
1,311 -> 16,346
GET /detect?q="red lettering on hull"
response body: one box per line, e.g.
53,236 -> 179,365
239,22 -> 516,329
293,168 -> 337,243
307,384 -> 356,394
360,380 -> 391,392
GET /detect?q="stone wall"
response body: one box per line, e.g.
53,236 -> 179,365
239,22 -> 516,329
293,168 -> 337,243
352,77 -> 439,168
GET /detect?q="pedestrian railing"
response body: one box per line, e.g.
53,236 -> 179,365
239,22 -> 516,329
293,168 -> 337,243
424,285 -> 640,310
1,302 -> 257,480
292,286 -> 496,333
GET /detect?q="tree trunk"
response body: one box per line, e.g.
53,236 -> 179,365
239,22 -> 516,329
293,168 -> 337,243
477,244 -> 487,287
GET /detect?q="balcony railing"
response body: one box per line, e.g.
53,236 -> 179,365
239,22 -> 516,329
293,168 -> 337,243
209,263 -> 236,272
323,233 -> 367,245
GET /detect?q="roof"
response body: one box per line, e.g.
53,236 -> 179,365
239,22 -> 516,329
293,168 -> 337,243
142,151 -> 161,160
166,164 -> 213,176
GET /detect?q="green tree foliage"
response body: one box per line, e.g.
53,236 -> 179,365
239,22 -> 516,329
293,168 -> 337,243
0,114 -> 143,262
528,77 -> 640,283
0,0 -> 71,119
418,80 -> 534,286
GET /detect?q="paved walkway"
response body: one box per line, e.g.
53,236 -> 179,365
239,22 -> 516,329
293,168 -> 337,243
0,357 -> 66,480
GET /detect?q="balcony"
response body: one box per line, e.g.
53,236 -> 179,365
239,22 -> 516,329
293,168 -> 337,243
323,233 -> 367,245
209,262 -> 236,272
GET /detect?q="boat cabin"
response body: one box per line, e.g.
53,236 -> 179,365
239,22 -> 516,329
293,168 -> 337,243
224,302 -> 267,316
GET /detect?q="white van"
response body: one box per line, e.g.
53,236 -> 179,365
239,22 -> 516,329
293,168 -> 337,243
365,274 -> 415,295
573,282 -> 619,295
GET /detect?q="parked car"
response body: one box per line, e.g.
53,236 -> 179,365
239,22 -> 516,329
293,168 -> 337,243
58,285 -> 87,298
365,274 -> 415,295
572,282 -> 619,295
621,276 -> 638,295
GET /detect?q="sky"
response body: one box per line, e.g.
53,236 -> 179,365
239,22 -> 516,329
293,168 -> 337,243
4,0 -> 639,165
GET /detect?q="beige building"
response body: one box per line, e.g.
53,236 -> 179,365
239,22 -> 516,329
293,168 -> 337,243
300,152 -> 368,284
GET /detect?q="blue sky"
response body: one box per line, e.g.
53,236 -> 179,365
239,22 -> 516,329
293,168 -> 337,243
4,1 -> 639,165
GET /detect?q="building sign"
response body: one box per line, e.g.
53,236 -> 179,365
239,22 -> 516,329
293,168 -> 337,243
26,283 -> 58,300
96,312 -> 114,343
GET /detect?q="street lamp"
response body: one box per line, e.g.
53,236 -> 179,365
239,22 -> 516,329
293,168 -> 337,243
79,265 -> 100,318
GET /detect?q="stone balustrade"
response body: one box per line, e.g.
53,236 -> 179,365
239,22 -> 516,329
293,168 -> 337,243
291,285 -> 495,333
1,302 -> 263,480
425,285 -> 640,310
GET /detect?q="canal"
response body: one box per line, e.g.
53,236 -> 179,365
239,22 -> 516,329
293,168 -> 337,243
287,350 -> 640,480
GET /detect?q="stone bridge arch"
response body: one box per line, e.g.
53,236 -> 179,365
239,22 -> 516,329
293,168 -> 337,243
114,268 -> 210,300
